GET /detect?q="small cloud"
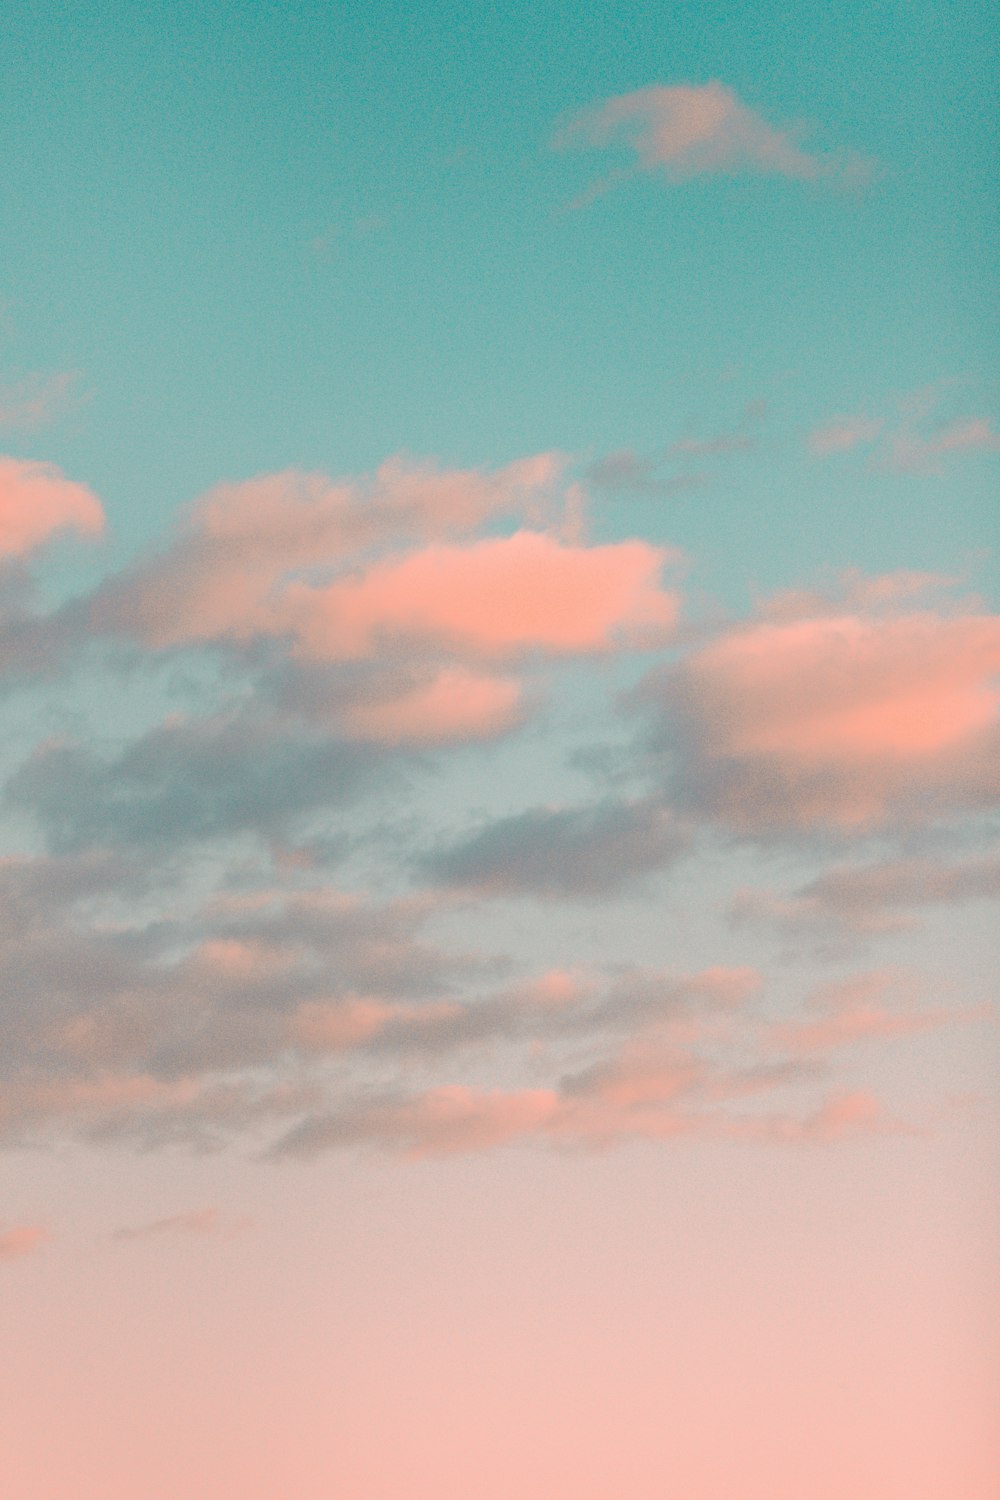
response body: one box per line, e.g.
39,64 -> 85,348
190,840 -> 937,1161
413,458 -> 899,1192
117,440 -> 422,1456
0,370 -> 84,432
554,81 -> 873,202
807,414 -> 883,455
585,449 -> 708,495
883,417 -> 1000,474
0,1224 -> 47,1259
113,1208 -> 224,1241
808,388 -> 1000,471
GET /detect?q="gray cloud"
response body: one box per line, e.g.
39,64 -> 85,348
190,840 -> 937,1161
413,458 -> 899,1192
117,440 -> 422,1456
731,848 -> 1000,937
6,708 -> 396,856
421,797 -> 690,897
585,449 -> 708,496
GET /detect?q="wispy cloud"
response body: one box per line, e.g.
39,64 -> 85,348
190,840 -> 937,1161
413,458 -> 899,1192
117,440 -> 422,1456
0,1224 -> 47,1259
0,370 -> 83,431
113,1208 -> 224,1241
731,847 -> 1000,938
554,81 -> 872,203
807,388 -> 1000,472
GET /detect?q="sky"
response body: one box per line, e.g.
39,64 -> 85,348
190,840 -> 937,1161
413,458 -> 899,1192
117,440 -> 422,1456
1,2 -> 998,1496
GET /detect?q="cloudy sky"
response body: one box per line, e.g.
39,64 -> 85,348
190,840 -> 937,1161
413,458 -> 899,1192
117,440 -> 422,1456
1,3 -> 998,1496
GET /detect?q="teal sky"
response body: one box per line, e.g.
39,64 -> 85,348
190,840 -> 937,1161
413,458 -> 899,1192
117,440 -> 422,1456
2,0 -> 997,602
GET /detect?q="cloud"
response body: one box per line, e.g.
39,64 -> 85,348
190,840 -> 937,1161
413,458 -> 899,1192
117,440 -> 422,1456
272,1049 -> 865,1160
638,586 -> 1000,833
340,666 -> 526,745
6,709 -> 393,854
0,371 -> 83,431
584,449 -> 708,496
808,389 -> 1000,472
77,454 -> 679,747
0,840 -> 929,1158
0,1225 -> 47,1259
554,81 -> 870,194
585,414 -> 760,493
884,417 -> 1000,474
89,455 -> 573,651
0,456 -> 104,557
422,796 -> 690,897
769,970 -> 985,1054
0,856 -> 481,1149
113,1208 -> 222,1240
731,847 -> 1000,937
275,531 -> 678,663
807,415 -> 884,455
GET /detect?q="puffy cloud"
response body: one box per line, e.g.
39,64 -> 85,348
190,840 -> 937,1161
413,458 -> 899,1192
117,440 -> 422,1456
79,454 -> 679,748
0,1225 -> 47,1260
641,594 -> 1000,832
422,796 -> 690,897
555,81 -> 869,189
276,531 -> 677,663
89,455 -> 572,650
0,456 -> 104,557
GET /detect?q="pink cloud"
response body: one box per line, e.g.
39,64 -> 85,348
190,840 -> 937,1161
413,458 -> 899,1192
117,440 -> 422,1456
283,531 -> 678,663
771,971 -> 984,1054
0,1224 -> 47,1260
86,456 -> 679,747
0,456 -> 104,557
94,455 -> 570,649
655,598 -> 1000,830
555,81 -> 870,189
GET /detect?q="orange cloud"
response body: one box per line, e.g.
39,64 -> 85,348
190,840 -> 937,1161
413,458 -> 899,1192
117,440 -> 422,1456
0,456 -> 104,557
